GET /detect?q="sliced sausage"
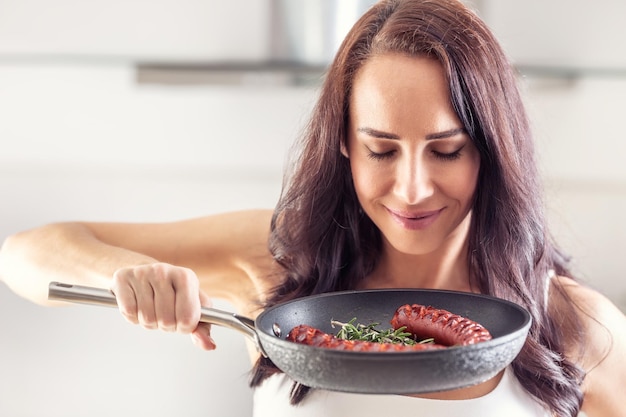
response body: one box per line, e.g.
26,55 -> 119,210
391,304 -> 492,346
286,324 -> 445,352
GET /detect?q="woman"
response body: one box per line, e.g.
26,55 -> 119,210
1,0 -> 624,416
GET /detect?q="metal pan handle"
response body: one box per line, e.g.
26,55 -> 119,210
48,281 -> 266,356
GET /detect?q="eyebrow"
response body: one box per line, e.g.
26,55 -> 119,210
356,127 -> 400,139
425,127 -> 466,140
357,127 -> 466,140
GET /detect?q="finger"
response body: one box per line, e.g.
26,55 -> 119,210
153,277 -> 177,332
191,322 -> 216,350
129,266 -> 158,330
198,289 -> 212,309
171,269 -> 201,334
111,268 -> 140,325
190,290 -> 216,349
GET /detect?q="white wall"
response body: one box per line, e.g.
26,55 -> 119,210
524,76 -> 626,309
0,0 -> 269,60
0,63 -> 318,417
482,0 -> 626,69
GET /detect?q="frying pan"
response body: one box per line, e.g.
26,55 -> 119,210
48,281 -> 531,394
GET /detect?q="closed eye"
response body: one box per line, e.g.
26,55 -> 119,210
432,147 -> 463,161
367,149 -> 395,161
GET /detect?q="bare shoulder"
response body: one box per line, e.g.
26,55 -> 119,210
552,276 -> 626,416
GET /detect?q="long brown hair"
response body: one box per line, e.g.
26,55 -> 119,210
251,1 -> 585,415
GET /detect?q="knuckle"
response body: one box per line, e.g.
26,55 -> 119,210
149,262 -> 168,278
138,311 -> 157,329
117,304 -> 139,325
177,315 -> 198,333
172,266 -> 198,286
112,267 -> 133,288
158,317 -> 177,332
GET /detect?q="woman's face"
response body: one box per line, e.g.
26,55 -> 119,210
345,53 -> 481,256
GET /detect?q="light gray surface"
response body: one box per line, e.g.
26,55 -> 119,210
0,172 -> 282,417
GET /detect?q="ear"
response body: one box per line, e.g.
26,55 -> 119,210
340,141 -> 349,158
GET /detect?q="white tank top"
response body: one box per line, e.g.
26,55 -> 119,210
253,367 -> 551,417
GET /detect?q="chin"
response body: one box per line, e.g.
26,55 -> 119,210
382,234 -> 444,257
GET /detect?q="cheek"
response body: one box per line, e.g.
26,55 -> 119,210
350,160 -> 388,202
443,159 -> 480,205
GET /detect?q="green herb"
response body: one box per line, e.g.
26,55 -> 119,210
331,318 -> 434,345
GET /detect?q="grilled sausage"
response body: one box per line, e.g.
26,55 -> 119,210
391,304 -> 492,346
286,324 -> 445,352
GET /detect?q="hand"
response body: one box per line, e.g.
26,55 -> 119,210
111,262 -> 216,350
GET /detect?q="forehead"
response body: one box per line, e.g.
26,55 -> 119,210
356,52 -> 445,82
349,53 -> 458,133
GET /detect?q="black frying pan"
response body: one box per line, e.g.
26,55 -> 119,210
48,282 -> 531,394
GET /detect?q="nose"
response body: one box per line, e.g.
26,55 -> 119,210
393,155 -> 434,204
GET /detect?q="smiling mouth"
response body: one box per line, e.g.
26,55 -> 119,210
406,213 -> 431,220
387,208 -> 444,230
390,208 -> 442,219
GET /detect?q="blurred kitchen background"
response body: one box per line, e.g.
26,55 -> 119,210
1,1 -> 625,416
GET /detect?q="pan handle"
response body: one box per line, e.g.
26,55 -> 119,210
48,281 -> 266,356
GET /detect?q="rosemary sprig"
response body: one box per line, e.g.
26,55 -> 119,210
331,318 -> 434,345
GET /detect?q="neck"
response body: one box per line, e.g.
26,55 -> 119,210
362,213 -> 474,292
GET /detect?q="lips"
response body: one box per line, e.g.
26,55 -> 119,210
387,207 -> 444,230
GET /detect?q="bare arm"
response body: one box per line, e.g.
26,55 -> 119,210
0,221 -> 154,305
0,209 -> 275,303
558,279 -> 626,416
0,209 -> 278,348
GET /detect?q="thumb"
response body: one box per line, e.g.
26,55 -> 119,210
191,290 -> 216,350
191,322 -> 216,350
